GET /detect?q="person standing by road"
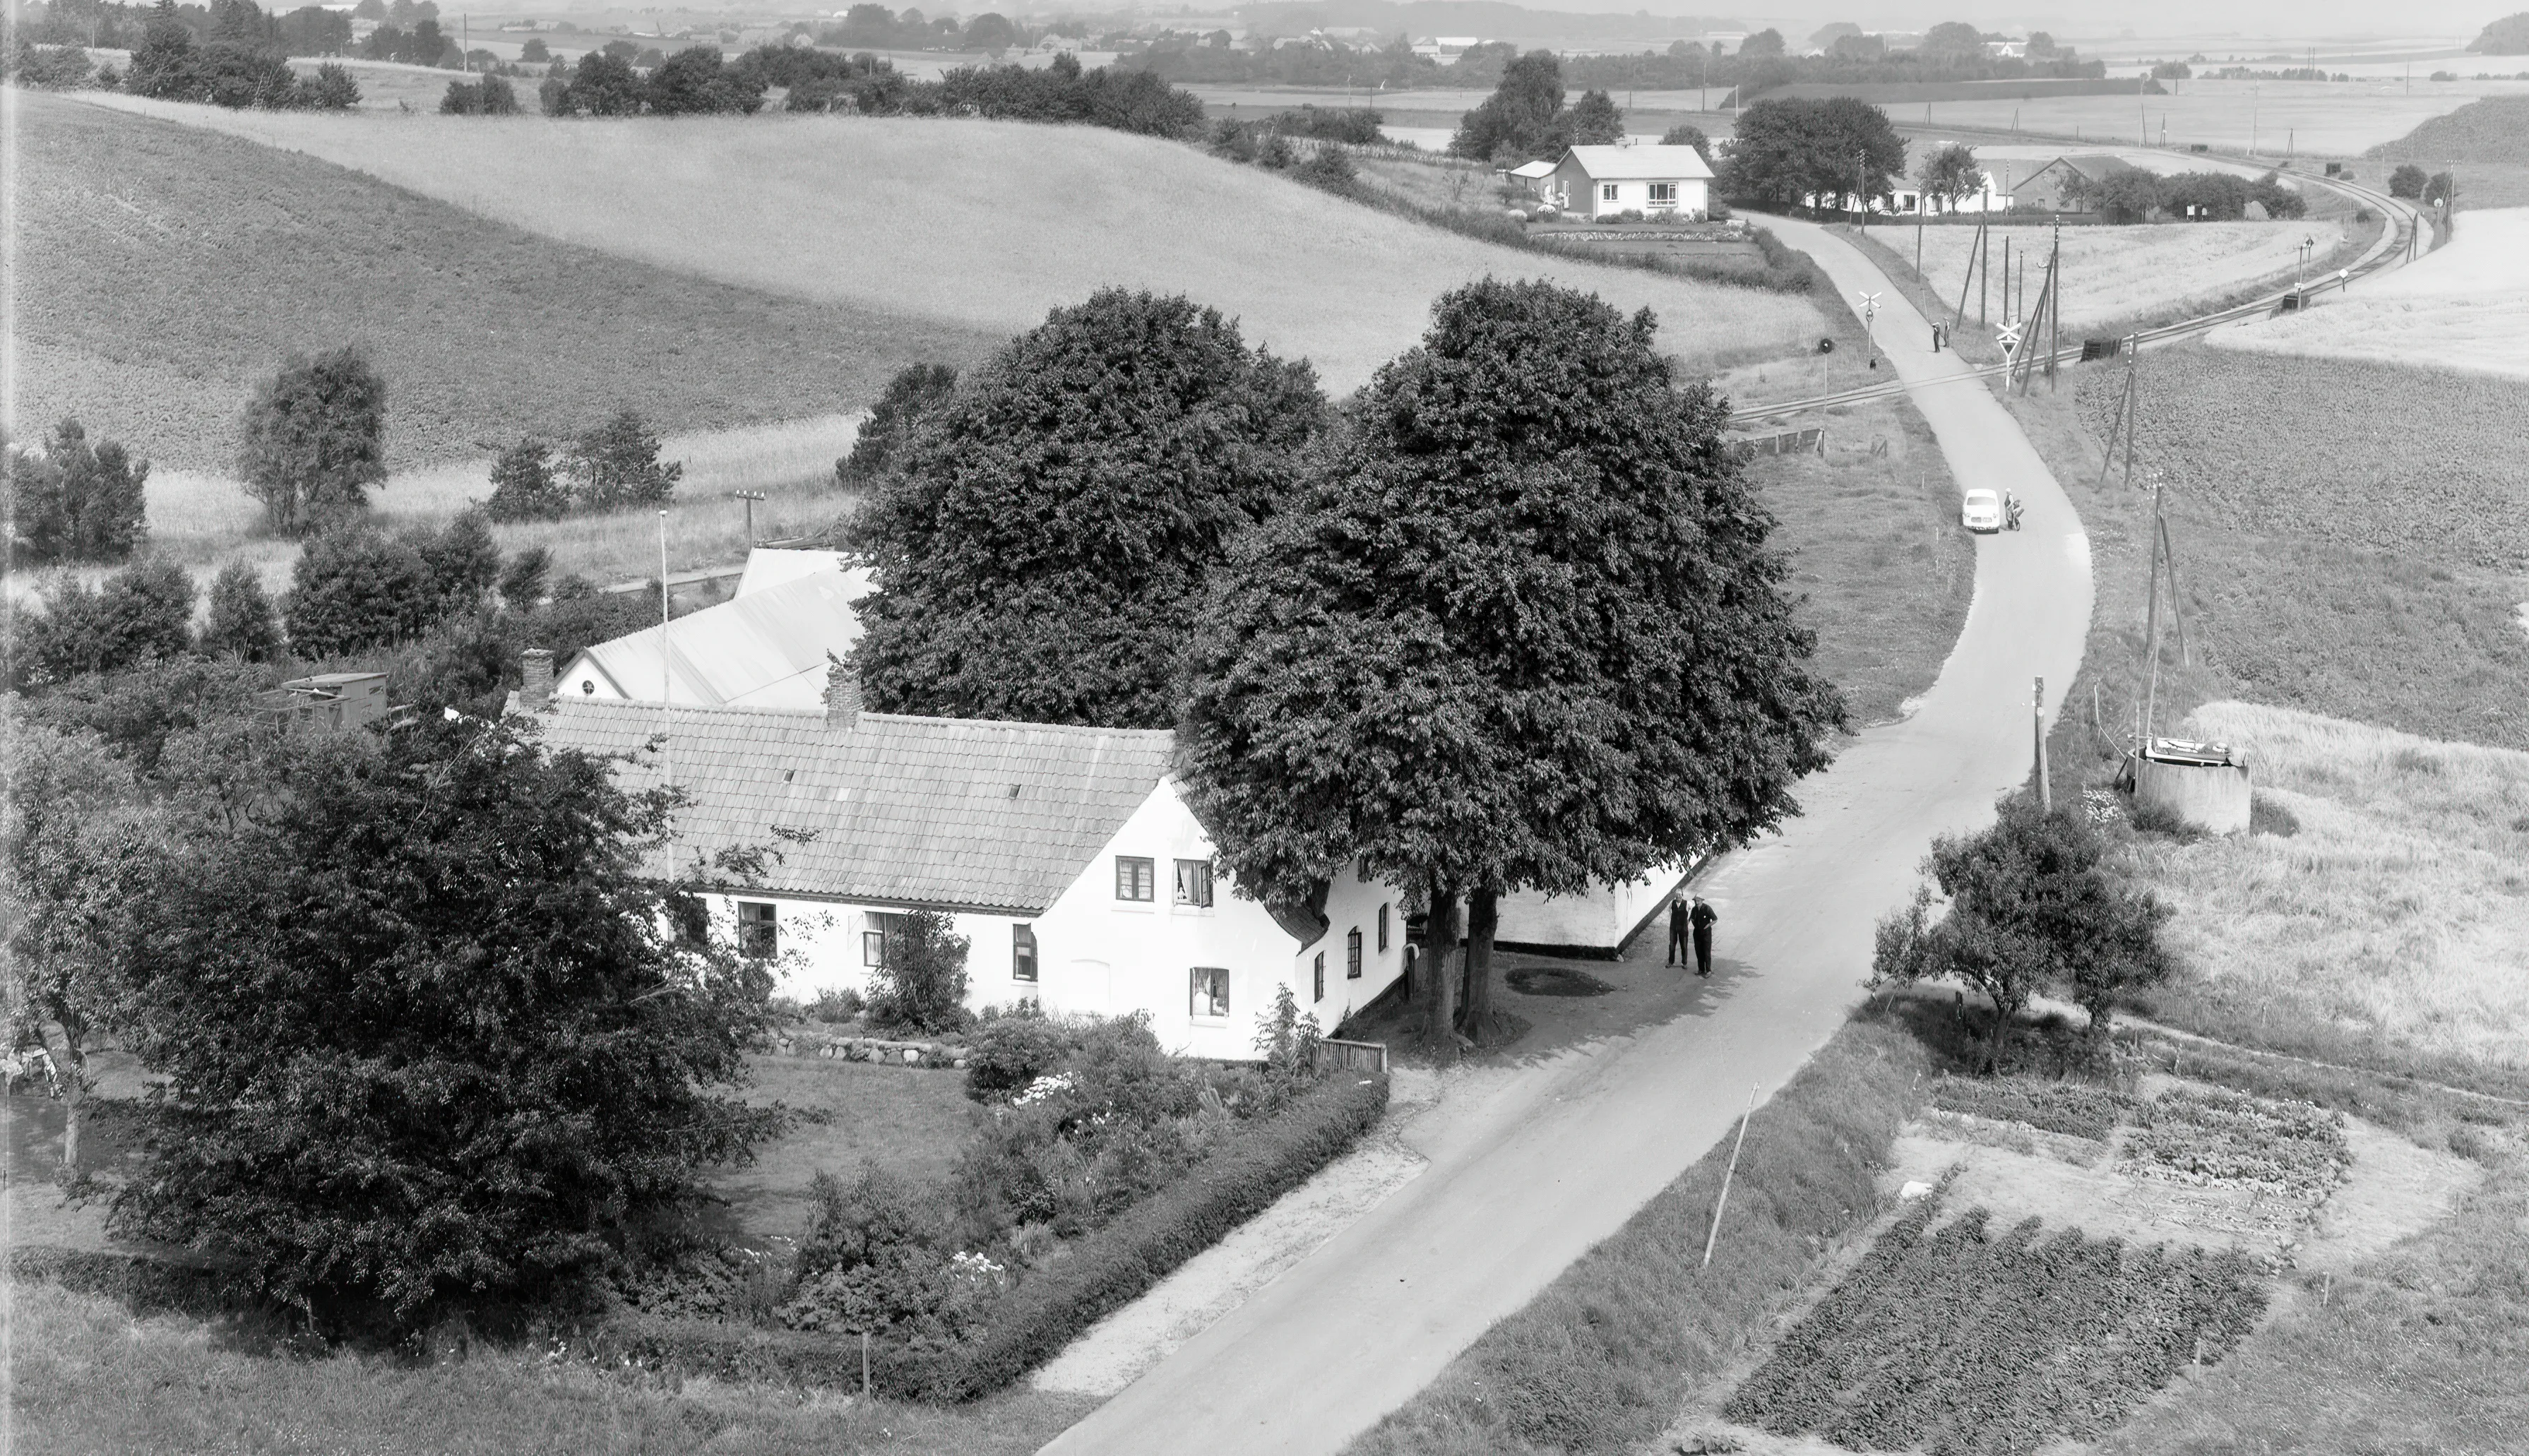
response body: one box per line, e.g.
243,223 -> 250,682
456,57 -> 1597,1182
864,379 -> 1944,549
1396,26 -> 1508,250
1665,887 -> 1691,968
1689,897 -> 1718,978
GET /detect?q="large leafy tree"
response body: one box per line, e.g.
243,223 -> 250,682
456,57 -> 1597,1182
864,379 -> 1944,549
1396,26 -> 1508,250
239,345 -> 389,536
2,722 -> 165,1174
1449,48 -> 1566,161
111,715 -> 782,1325
1915,141 -> 1986,214
8,419 -> 150,565
1721,97 -> 1907,211
1182,280 -> 1845,1054
11,559 -> 196,688
836,363 -> 960,490
1872,795 -> 2172,1068
850,288 -> 1325,729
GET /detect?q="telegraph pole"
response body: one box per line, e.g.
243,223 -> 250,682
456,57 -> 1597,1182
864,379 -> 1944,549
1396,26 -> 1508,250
730,489 -> 766,544
2033,677 -> 2051,811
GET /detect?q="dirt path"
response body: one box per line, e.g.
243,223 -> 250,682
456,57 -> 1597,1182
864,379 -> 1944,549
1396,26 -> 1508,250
1035,217 -> 2095,1456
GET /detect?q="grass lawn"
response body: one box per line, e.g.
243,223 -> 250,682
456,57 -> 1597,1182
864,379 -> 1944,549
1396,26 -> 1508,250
712,1057 -> 977,1248
4,1280 -> 1097,1456
62,95 -> 1827,394
13,92 -> 999,475
2110,700 -> 2529,1087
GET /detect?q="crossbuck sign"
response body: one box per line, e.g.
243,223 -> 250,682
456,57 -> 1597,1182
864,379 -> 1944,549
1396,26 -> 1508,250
1996,320 -> 2024,360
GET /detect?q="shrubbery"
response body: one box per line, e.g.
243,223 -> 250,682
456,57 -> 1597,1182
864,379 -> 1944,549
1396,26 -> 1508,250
864,907 -> 972,1035
11,559 -> 197,688
438,73 -> 516,114
125,4 -> 359,109
8,419 -> 149,566
484,411 -> 682,522
619,1011 -> 1386,1398
281,508 -> 499,658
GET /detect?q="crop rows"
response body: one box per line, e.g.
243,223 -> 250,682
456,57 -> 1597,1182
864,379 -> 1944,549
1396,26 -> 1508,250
2121,1085 -> 2351,1196
1927,1075 -> 2134,1142
1725,1199 -> 2268,1456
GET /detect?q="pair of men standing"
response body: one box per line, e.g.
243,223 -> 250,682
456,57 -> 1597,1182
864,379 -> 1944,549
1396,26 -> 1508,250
1666,890 -> 1716,977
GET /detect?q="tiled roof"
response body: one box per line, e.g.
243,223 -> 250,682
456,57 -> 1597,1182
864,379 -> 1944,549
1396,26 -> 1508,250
521,697 -> 1174,914
573,569 -> 874,708
1561,145 -> 1717,181
2014,153 -> 2142,189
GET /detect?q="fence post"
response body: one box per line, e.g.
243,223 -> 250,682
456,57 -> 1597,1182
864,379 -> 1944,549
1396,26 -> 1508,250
1701,1085 -> 1761,1269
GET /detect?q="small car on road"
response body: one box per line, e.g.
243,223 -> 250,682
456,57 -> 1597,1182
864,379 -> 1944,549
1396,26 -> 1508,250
1960,489 -> 2004,533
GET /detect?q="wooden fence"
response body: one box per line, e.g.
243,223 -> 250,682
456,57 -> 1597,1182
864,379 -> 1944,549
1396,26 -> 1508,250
1311,1038 -> 1390,1075
1733,426 -> 1826,460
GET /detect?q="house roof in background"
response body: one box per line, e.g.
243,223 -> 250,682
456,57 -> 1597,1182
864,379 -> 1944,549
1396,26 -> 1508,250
1507,159 -> 1557,179
2014,153 -> 2144,189
522,698 -> 1176,914
572,568 -> 873,708
1560,145 -> 1717,181
737,547 -> 859,599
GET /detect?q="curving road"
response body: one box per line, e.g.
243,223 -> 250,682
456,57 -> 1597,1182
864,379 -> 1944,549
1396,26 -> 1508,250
1037,218 -> 2094,1456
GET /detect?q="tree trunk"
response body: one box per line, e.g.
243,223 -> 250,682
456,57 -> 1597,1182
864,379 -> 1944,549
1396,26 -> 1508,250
1420,879 -> 1460,1066
38,1022 -> 88,1174
1459,885 -> 1500,1045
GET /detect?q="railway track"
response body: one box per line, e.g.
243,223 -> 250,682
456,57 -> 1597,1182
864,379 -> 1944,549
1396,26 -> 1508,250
1727,167 -> 2427,428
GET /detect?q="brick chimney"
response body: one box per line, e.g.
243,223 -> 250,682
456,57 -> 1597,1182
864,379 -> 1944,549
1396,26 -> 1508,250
824,650 -> 860,730
520,648 -> 555,707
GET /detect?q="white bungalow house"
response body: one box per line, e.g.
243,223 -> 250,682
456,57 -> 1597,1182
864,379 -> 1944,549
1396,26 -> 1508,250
1547,144 -> 1715,220
512,657 -> 1408,1061
557,559 -> 876,709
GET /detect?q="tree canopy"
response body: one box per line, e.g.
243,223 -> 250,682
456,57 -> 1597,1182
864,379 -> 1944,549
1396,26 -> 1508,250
1915,141 -> 1985,213
1872,795 -> 2172,1066
850,288 -> 1325,729
8,419 -> 150,566
239,345 -> 388,536
1182,279 -> 1845,1051
1721,97 -> 1907,210
109,714 -> 781,1325
2468,11 -> 2529,53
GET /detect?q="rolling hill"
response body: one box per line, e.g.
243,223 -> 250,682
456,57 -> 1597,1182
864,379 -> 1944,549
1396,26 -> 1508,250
12,92 -> 1005,471
59,94 -> 1824,398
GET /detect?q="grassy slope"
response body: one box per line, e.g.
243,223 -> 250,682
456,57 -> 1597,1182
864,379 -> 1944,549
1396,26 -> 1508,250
6,1281 -> 1095,1456
13,91 -> 1004,472
2117,701 -> 2529,1080
61,95 -> 1825,394
1905,220 -> 2349,333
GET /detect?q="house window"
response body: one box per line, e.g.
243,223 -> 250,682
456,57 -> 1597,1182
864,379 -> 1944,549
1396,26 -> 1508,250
1013,924 -> 1038,982
1648,182 -> 1678,204
1600,182 -> 1619,202
1357,856 -> 1372,883
737,901 -> 778,959
1190,966 -> 1230,1020
862,910 -> 905,967
1174,859 -> 1214,908
1314,952 -> 1326,1002
1116,856 -> 1155,902
1376,903 -> 1391,953
1347,926 -> 1363,980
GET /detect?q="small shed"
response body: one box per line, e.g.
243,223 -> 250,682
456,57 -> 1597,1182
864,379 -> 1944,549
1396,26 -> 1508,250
1547,144 -> 1715,220
1506,157 -> 1557,203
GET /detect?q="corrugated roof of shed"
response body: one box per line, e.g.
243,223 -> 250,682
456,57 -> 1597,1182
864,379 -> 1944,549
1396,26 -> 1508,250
576,569 -> 874,708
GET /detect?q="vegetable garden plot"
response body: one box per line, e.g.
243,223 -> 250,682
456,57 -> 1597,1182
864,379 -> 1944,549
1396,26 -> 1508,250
2122,1086 -> 2352,1198
1724,1197 -> 2268,1456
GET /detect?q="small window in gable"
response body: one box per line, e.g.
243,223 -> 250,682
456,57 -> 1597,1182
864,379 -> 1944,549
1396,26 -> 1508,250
1116,857 -> 1155,902
1013,924 -> 1038,982
1174,859 -> 1214,908
1347,926 -> 1363,980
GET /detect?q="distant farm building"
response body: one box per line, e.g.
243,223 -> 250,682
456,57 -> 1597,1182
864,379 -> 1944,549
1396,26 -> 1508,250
557,551 -> 872,709
2009,154 -> 2146,215
1547,144 -> 1715,220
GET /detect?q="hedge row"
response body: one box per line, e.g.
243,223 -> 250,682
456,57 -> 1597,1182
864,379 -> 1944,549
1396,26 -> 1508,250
6,1245 -> 237,1318
605,1068 -> 1389,1401
1725,1197 -> 2268,1455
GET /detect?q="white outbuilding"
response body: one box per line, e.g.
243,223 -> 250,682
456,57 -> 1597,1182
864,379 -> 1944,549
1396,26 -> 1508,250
1547,143 -> 1715,220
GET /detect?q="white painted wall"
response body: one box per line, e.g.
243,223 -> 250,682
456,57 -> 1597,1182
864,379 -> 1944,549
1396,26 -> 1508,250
715,778 -> 1411,1061
1496,860 -> 1698,954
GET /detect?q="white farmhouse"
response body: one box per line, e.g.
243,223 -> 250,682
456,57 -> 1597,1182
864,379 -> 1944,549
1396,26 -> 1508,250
1548,144 -> 1715,220
514,657 -> 1408,1061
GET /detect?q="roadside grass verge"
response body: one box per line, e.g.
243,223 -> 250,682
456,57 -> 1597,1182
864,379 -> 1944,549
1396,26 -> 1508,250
2,1279 -> 1094,1456
1342,1003 -> 1936,1456
15,93 -> 992,474
1722,1197 -> 2267,1456
63,97 -> 1826,393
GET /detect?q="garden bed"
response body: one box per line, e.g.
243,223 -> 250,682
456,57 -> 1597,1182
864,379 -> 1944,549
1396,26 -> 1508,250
1722,1193 -> 2269,1456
